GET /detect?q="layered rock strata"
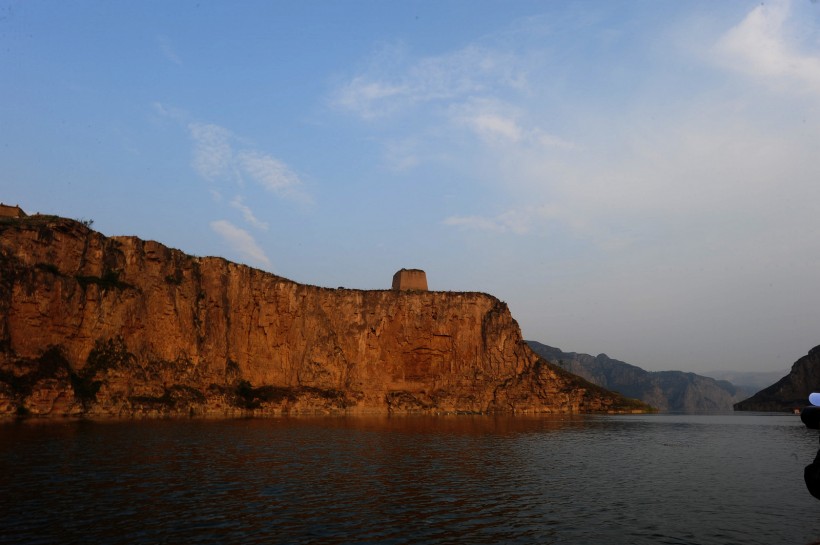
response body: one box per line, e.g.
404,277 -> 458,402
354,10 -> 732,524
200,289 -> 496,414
0,215 -> 649,417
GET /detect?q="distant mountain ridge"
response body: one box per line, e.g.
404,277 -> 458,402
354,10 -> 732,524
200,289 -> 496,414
699,369 -> 786,394
526,341 -> 746,412
734,345 -> 820,412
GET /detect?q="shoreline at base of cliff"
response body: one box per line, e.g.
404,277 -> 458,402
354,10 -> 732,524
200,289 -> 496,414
0,215 -> 652,418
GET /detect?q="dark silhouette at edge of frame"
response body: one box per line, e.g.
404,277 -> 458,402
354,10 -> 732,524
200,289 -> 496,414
800,406 -> 820,499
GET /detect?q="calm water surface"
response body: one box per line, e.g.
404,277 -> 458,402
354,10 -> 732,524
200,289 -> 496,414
1,413 -> 819,544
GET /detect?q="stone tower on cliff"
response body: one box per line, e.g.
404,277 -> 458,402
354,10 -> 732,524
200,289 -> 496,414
392,269 -> 428,291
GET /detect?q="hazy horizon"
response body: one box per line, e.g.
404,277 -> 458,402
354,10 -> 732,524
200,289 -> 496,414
3,0 -> 819,374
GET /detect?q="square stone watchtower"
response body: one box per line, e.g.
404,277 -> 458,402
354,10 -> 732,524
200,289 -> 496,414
392,269 -> 428,291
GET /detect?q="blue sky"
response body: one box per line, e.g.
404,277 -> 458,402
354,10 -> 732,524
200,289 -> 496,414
2,0 -> 820,373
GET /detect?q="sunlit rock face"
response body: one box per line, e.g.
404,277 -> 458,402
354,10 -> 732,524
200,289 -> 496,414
734,346 -> 820,412
0,216 -> 649,417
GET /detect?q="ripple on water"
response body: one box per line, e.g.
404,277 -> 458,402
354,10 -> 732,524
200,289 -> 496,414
0,414 -> 818,545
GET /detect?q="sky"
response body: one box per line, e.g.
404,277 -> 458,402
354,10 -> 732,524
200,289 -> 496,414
2,0 -> 819,374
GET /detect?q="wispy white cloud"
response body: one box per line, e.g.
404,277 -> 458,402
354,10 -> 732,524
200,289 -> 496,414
230,196 -> 268,230
429,1 -> 820,253
450,98 -> 575,150
209,220 -> 272,268
331,0 -> 820,377
715,0 -> 820,93
333,44 -> 529,119
443,214 -> 509,233
154,105 -> 312,270
443,211 -> 529,235
383,138 -> 420,172
442,204 -> 632,251
237,150 -> 311,203
152,101 -> 186,121
157,35 -> 182,66
332,37 -> 573,172
188,122 -> 235,182
446,99 -> 820,247
444,205 -> 561,236
460,111 -> 523,143
182,119 -> 311,203
335,79 -> 408,120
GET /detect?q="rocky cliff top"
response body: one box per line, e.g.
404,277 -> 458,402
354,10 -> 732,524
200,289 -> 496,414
0,215 -> 650,417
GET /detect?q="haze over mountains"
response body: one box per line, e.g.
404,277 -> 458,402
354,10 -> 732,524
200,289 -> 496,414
735,345 -> 820,412
698,369 -> 787,395
526,341 -> 756,412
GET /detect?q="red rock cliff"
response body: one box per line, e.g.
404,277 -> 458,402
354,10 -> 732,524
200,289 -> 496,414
0,216 -> 649,417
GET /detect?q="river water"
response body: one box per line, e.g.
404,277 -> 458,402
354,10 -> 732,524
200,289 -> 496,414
1,413 -> 819,544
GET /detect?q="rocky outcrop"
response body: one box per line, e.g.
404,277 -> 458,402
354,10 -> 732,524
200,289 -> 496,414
0,215 -> 650,418
734,345 -> 820,412
527,341 -> 744,412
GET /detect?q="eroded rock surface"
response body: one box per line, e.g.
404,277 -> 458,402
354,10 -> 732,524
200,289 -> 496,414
0,216 -> 649,417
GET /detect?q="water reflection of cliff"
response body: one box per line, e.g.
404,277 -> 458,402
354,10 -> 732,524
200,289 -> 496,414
2,414 -> 817,544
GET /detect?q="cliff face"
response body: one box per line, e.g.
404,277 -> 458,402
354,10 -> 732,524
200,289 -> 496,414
734,345 -> 820,412
527,341 -> 744,412
0,216 -> 649,417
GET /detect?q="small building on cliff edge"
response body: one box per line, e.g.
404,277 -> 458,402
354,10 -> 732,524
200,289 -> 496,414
392,269 -> 428,291
0,203 -> 26,218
